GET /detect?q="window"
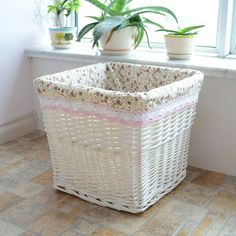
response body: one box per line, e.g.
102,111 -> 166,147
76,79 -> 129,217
128,0 -> 219,48
75,0 -> 236,56
230,0 -> 236,54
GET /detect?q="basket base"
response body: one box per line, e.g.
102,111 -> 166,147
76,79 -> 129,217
54,171 -> 186,213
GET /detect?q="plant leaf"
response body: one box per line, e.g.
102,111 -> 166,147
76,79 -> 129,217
85,0 -> 117,15
156,29 -> 180,34
92,16 -> 124,47
134,24 -> 144,48
117,14 -> 141,30
120,6 -> 178,23
86,16 -> 103,21
142,17 -> 164,29
104,0 -> 119,16
48,5 -> 56,13
142,24 -> 152,48
179,25 -> 205,34
111,0 -> 129,14
77,22 -> 99,41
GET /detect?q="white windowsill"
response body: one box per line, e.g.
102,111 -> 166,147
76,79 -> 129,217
26,43 -> 236,79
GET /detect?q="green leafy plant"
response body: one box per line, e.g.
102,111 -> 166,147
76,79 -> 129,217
77,0 -> 178,48
48,0 -> 80,28
156,24 -> 205,36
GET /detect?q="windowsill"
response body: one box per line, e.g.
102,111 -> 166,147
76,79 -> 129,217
26,43 -> 236,78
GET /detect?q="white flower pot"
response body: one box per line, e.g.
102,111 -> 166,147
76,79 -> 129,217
98,26 -> 137,55
164,35 -> 196,60
49,27 -> 77,49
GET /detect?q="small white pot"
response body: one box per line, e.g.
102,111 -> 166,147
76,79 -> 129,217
98,26 -> 137,55
49,27 -> 77,49
164,35 -> 196,60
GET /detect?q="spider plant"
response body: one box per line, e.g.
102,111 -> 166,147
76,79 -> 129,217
77,0 -> 178,48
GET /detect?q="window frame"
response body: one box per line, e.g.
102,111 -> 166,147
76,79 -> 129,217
230,0 -> 236,54
217,0 -> 234,57
74,0 -> 236,57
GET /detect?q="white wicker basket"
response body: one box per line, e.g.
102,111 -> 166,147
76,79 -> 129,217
34,63 -> 204,213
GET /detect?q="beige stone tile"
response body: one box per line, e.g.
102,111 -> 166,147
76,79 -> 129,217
0,199 -> 51,227
219,215 -> 236,235
172,182 -> 217,207
28,209 -> 78,236
136,194 -> 173,219
23,143 -> 51,161
222,175 -> 236,195
20,230 -> 39,236
164,181 -> 187,198
208,191 -> 236,215
185,170 -> 200,183
0,192 -> 23,213
31,169 -> 53,186
175,220 -> 198,236
0,151 -> 23,168
79,205 -> 120,225
2,139 -> 34,155
5,159 -> 51,184
2,134 -> 50,161
91,227 -> 127,236
10,182 -> 45,198
205,213 -> 230,236
0,159 -> 51,190
0,173 -> 21,189
187,166 -> 202,173
60,230 -> 80,236
0,188 -> 5,195
224,175 -> 236,185
222,183 -> 236,196
0,160 -> 24,174
191,210 -> 220,236
33,186 -> 67,206
108,212 -> 146,234
31,135 -> 48,145
134,199 -> 208,236
0,219 -> 25,236
0,160 -> 50,191
176,230 -> 189,236
192,170 -> 225,188
54,194 -> 90,216
68,218 -> 100,235
21,131 -> 46,142
1,132 -> 236,236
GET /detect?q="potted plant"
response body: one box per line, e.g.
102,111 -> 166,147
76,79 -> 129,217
48,0 -> 80,49
77,0 -> 177,55
156,23 -> 205,59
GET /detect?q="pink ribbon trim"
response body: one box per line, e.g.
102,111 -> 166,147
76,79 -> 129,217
42,101 -> 197,127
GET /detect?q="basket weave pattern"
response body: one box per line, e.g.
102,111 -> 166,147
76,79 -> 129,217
34,63 -> 204,213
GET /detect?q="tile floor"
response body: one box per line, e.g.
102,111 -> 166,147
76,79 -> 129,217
0,131 -> 236,236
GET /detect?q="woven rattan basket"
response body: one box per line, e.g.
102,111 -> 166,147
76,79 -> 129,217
34,63 -> 204,213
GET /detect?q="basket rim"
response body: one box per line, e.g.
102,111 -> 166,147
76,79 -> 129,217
34,63 -> 204,112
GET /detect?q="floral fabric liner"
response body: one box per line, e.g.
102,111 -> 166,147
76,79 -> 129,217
34,63 -> 204,112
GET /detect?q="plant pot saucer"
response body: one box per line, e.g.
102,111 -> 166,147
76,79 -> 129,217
51,44 -> 73,49
167,53 -> 192,60
98,48 -> 133,56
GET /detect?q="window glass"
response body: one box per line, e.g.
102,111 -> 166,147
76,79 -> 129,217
78,0 -> 219,47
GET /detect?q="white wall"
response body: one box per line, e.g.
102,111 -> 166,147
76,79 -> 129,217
0,1 -> 52,126
189,75 -> 236,175
30,57 -> 236,176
